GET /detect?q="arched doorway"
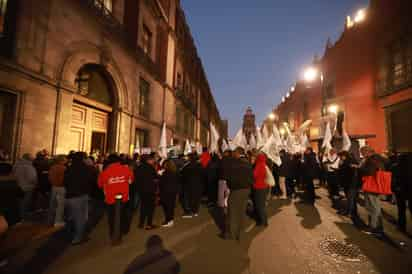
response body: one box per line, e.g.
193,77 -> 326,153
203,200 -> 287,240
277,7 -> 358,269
68,64 -> 115,155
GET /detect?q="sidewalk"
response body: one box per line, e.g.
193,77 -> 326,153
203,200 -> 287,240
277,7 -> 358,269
5,191 -> 412,274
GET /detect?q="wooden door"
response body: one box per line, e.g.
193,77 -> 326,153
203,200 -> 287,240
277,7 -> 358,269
69,103 -> 109,153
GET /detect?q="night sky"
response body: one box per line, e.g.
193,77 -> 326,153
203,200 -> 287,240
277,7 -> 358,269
180,0 -> 368,137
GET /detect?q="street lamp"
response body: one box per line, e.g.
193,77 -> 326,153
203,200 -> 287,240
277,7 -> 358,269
303,67 -> 319,83
268,113 -> 276,121
328,104 -> 339,115
354,9 -> 366,23
279,127 -> 286,136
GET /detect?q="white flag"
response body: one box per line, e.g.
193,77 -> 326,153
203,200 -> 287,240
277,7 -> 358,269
322,122 -> 333,151
342,128 -> 351,151
262,124 -> 270,143
159,122 -> 168,159
210,122 -> 220,153
256,127 -> 265,149
196,142 -> 203,155
184,139 -> 192,155
221,139 -> 229,152
249,134 -> 257,150
272,125 -> 283,147
232,128 -> 247,149
261,135 -> 282,166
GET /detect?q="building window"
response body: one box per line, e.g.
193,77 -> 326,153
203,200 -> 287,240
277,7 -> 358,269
0,0 -> 7,36
75,65 -> 113,106
139,78 -> 150,118
142,24 -> 152,56
0,90 -> 17,159
94,0 -> 112,14
176,73 -> 182,89
135,129 -> 149,151
176,105 -> 183,133
393,45 -> 405,87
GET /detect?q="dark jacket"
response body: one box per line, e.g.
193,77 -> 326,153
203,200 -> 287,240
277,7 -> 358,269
135,162 -> 158,194
0,174 -> 24,225
220,157 -> 254,191
360,154 -> 386,177
64,162 -> 94,199
302,152 -> 319,179
338,158 -> 355,189
159,171 -> 179,200
181,160 -> 203,187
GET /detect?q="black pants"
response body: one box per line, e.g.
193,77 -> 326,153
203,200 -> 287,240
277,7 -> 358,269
254,188 -> 268,226
184,183 -> 202,214
228,189 -> 250,240
326,172 -> 339,197
285,177 -> 295,197
304,176 -> 315,203
139,193 -> 156,227
207,180 -> 218,204
161,192 -> 177,222
107,202 -> 130,238
395,192 -> 412,230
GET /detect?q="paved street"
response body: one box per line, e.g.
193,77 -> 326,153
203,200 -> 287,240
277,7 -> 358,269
6,188 -> 412,274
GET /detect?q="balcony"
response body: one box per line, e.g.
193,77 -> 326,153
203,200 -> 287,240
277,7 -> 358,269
83,0 -> 124,35
175,88 -> 196,114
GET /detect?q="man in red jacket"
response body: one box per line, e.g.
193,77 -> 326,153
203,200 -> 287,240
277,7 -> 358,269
98,154 -> 134,244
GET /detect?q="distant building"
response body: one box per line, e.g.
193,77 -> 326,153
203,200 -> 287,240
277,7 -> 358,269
242,107 -> 256,144
275,0 -> 412,153
0,0 -> 223,159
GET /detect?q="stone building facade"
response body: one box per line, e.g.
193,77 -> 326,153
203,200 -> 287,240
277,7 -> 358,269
275,0 -> 412,153
0,0 -> 223,159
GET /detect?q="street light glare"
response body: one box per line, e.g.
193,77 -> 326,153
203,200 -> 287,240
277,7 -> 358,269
268,113 -> 276,120
328,104 -> 339,114
304,67 -> 318,82
354,9 -> 366,23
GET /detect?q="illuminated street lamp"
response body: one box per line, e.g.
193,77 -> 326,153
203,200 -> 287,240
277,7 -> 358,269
268,113 -> 276,121
328,104 -> 339,115
354,9 -> 366,23
279,127 -> 286,136
303,67 -> 319,83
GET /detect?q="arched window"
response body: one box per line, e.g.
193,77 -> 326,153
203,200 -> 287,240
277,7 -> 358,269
75,64 -> 113,106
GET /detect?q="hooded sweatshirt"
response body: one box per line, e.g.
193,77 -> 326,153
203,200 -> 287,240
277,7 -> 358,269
13,159 -> 38,192
253,154 -> 268,190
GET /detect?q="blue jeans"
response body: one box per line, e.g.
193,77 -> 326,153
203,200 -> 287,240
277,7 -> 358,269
66,195 -> 88,243
20,190 -> 34,220
364,192 -> 383,231
48,186 -> 66,225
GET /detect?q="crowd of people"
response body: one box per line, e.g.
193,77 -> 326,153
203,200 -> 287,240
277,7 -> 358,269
0,144 -> 411,252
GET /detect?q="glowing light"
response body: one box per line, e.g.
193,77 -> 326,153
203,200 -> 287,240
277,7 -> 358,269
328,104 -> 339,114
268,113 -> 276,121
354,9 -> 366,23
279,128 -> 286,136
346,16 -> 354,28
286,92 -> 290,98
290,85 -> 295,92
303,67 -> 319,82
282,96 -> 286,103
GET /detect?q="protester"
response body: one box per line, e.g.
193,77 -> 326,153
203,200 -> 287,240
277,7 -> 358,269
181,153 -> 203,218
221,147 -> 254,241
64,152 -> 94,245
359,147 -> 386,237
159,160 -> 179,227
135,154 -> 158,230
98,154 -> 134,244
395,153 -> 412,233
337,151 -> 356,216
47,155 -> 67,227
206,154 -> 220,207
0,162 -> 22,226
13,153 -> 38,221
33,150 -> 51,196
301,147 -> 319,205
278,150 -> 288,199
253,154 -> 269,226
323,148 -> 340,204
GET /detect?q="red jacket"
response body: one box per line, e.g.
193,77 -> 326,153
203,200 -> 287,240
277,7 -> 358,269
200,152 -> 211,168
253,154 -> 268,190
98,163 -> 134,205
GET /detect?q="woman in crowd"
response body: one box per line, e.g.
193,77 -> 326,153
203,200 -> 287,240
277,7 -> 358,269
159,160 -> 179,228
135,154 -> 158,230
253,154 -> 269,226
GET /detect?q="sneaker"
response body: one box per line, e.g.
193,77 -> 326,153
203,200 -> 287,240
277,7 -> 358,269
182,214 -> 193,218
162,220 -> 174,228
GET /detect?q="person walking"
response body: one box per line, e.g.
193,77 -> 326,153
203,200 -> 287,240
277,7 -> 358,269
47,155 -> 67,227
360,147 -> 386,237
253,154 -> 269,226
181,153 -> 203,218
64,152 -> 94,245
135,154 -> 158,230
221,147 -> 254,241
13,153 -> 38,221
206,154 -> 220,207
159,160 -> 179,227
337,151 -> 356,216
302,148 -> 319,205
98,154 -> 134,244
323,148 -> 340,205
278,150 -> 288,199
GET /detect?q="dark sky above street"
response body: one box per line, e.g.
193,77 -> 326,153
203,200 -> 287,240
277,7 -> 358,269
180,0 -> 368,136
